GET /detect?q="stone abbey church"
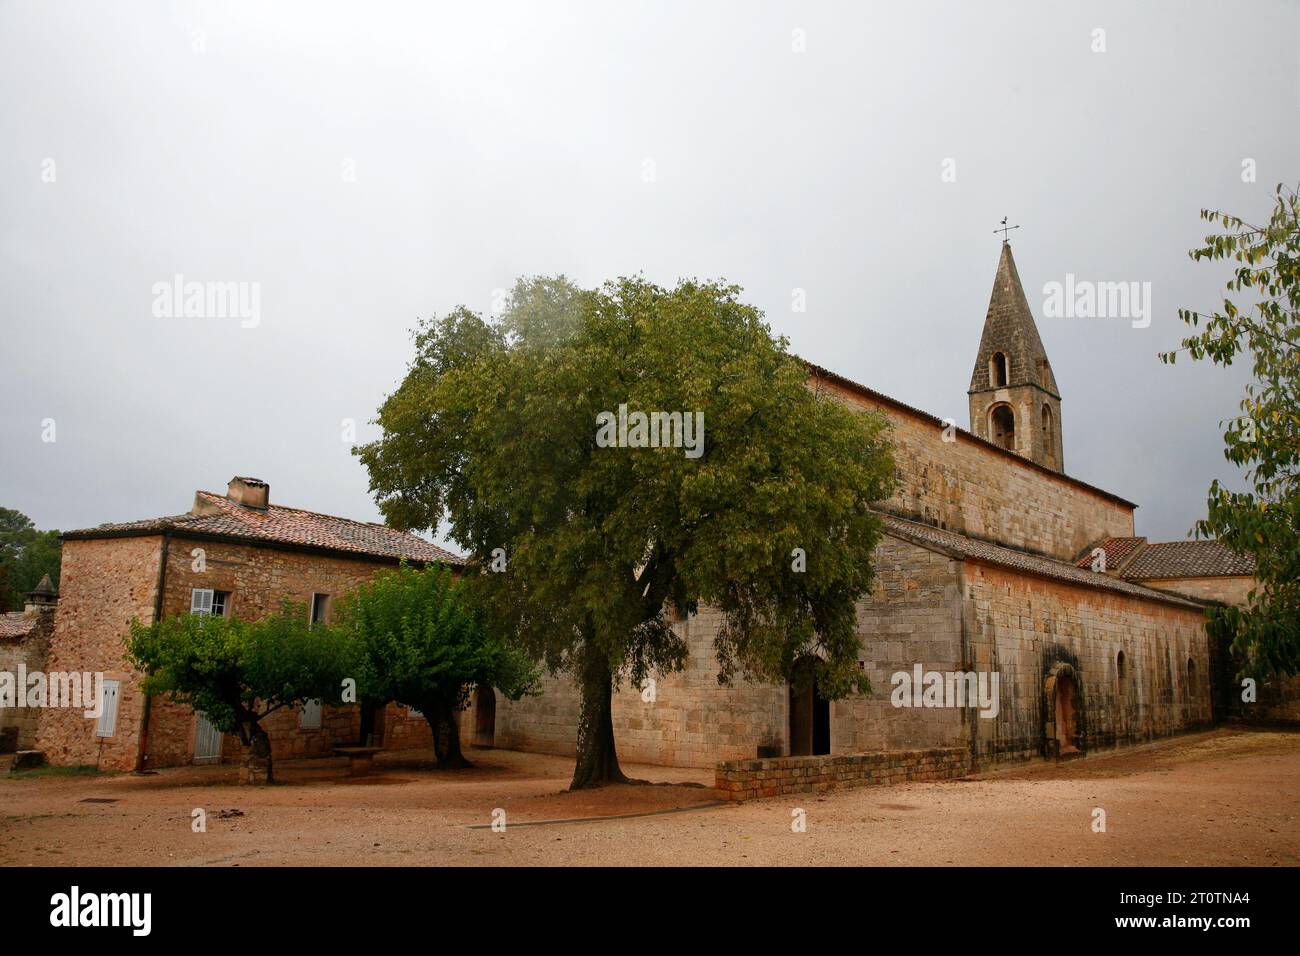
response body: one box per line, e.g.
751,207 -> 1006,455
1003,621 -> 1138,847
492,242 -> 1247,771
31,242 -> 1257,777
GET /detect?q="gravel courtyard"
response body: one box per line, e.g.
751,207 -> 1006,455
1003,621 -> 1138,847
1,728 -> 1295,866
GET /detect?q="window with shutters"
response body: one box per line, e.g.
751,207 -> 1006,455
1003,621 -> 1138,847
96,680 -> 120,738
300,698 -> 322,730
190,588 -> 230,617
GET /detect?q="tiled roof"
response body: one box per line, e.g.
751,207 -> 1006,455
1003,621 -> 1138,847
879,514 -> 1205,608
1121,540 -> 1256,580
63,491 -> 464,566
1073,536 -> 1147,570
0,612 -> 40,640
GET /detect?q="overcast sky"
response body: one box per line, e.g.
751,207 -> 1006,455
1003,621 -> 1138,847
2,0 -> 1298,548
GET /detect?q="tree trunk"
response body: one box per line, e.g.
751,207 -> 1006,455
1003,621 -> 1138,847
242,722 -> 273,785
569,651 -> 629,790
428,705 -> 471,769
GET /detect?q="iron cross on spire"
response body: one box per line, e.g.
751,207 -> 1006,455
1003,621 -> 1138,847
994,217 -> 1020,242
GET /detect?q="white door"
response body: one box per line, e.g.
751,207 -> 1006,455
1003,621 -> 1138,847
194,713 -> 223,765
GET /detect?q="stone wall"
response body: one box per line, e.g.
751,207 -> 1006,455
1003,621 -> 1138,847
813,373 -> 1135,562
1135,575 -> 1253,606
494,534 -> 1217,773
493,535 -> 967,768
963,561 -> 1213,763
0,608 -> 56,750
36,535 -> 162,770
37,534 -> 438,771
715,747 -> 971,801
495,605 -> 788,768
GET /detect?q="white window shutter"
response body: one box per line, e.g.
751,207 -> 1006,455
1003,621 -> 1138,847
300,699 -> 322,730
96,680 -> 120,737
190,588 -> 214,616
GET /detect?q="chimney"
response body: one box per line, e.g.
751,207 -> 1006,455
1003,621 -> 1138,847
24,574 -> 58,616
227,476 -> 270,510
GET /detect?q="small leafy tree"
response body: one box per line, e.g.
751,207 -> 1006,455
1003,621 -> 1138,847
332,562 -> 538,768
126,603 -> 357,783
357,275 -> 895,788
1162,183 -> 1300,677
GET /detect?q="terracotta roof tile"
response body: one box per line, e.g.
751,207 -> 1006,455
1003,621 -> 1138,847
64,491 -> 464,566
1121,540 -> 1256,580
1073,537 -> 1147,570
0,612 -> 41,640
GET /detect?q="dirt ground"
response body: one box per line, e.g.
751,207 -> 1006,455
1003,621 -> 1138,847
1,728 -> 1296,866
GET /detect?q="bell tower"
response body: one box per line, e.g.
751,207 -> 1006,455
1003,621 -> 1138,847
968,241 -> 1063,471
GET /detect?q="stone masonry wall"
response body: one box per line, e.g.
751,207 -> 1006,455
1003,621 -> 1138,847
715,747 -> 970,801
495,605 -> 788,769
815,376 -> 1135,561
36,536 -> 162,770
1135,575 -> 1253,606
0,608 -> 56,750
37,534 -> 436,771
494,535 -> 966,768
964,561 -> 1213,763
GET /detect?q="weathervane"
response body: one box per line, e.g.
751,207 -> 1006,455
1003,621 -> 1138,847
994,217 -> 1020,242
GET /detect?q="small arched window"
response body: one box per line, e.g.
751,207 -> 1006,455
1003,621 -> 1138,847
991,352 -> 1009,387
1116,650 -> 1127,682
1187,658 -> 1196,696
990,404 -> 1015,451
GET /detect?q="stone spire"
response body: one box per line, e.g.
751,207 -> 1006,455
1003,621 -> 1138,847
967,242 -> 1064,471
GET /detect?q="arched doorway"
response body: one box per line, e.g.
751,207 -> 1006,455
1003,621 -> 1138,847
473,685 -> 496,748
1054,673 -> 1080,753
788,660 -> 830,756
1044,663 -> 1085,757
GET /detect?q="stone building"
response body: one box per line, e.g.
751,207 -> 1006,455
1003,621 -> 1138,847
35,477 -> 462,771
0,575 -> 59,752
493,242 -> 1225,770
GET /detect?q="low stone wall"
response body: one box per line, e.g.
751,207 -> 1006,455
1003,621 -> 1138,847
715,747 -> 971,801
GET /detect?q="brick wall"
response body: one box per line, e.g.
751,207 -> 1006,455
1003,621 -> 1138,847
715,747 -> 971,801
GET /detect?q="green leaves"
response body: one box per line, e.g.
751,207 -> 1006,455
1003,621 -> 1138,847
358,275 -> 896,703
125,602 -> 358,737
331,562 -> 539,715
1167,183 -> 1300,678
0,507 -> 61,612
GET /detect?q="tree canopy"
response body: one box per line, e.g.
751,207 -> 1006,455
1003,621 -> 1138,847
0,507 -> 61,612
331,562 -> 538,767
357,275 -> 896,787
126,602 -> 356,782
1163,183 -> 1300,677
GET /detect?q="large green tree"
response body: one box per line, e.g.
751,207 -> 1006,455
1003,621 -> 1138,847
1162,183 -> 1300,677
331,562 -> 538,768
357,275 -> 895,788
0,507 -> 61,612
126,603 -> 357,783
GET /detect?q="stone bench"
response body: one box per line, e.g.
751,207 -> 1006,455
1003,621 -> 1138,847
333,746 -> 383,778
